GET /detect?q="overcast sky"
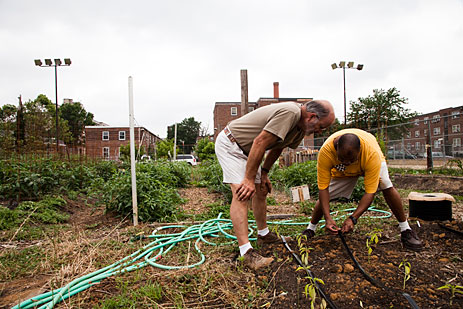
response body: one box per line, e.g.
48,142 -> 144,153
1,0 -> 462,138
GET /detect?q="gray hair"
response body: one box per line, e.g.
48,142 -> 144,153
304,100 -> 330,119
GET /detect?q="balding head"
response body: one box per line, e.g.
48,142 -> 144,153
298,100 -> 335,134
337,133 -> 360,165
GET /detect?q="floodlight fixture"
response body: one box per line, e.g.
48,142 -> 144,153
33,57 -> 72,154
331,60 -> 364,125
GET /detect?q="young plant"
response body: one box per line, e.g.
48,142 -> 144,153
365,229 -> 382,263
298,266 -> 325,309
437,283 -> 463,306
399,258 -> 411,289
296,234 -> 313,266
271,225 -> 280,238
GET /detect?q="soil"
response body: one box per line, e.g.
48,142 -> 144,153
1,180 -> 463,308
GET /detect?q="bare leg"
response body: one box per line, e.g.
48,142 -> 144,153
382,187 -> 407,222
230,183 -> 252,246
252,183 -> 268,231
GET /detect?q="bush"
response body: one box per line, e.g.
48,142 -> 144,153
195,158 -> 232,203
0,157 -> 117,200
102,160 -> 189,222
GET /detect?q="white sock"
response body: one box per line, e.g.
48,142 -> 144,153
398,221 -> 410,232
307,222 -> 318,231
258,227 -> 269,237
239,242 -> 253,256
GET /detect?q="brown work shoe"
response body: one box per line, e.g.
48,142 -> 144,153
301,229 -> 316,239
242,248 -> 274,271
257,231 -> 281,246
401,229 -> 423,251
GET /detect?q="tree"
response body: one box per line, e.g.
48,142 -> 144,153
195,138 -> 215,161
59,101 -> 95,146
0,104 -> 18,155
167,117 -> 201,154
347,88 -> 417,140
156,139 -> 179,159
119,143 -> 145,162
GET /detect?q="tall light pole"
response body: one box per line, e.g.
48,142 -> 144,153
34,58 -> 71,154
331,61 -> 363,125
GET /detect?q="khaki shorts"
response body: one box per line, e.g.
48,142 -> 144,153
328,162 -> 393,200
215,130 -> 262,184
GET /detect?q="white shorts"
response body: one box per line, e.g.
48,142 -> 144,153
215,130 -> 262,184
328,162 -> 393,200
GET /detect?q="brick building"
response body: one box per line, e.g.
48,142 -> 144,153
213,82 -> 315,149
85,126 -> 162,161
397,105 -> 463,158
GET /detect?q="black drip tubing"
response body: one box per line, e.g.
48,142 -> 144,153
438,222 -> 463,236
281,236 -> 338,309
338,231 -> 420,309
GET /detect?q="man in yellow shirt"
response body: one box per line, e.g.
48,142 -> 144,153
302,129 -> 423,251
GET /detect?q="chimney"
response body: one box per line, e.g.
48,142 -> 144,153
273,82 -> 279,99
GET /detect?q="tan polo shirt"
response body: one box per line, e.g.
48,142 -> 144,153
317,129 -> 386,193
227,102 -> 305,154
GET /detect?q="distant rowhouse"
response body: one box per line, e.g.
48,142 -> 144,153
397,105 -> 463,158
85,126 -> 162,161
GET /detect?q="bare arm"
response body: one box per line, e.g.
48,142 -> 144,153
236,130 -> 278,201
342,192 -> 375,233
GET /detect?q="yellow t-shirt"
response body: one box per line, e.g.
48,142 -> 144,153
317,129 -> 385,194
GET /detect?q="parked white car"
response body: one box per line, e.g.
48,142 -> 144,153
174,154 -> 198,166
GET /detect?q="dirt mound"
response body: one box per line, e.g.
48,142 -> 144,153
393,174 -> 463,196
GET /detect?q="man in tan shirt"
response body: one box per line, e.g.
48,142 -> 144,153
215,100 -> 335,270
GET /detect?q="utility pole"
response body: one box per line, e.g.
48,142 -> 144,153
240,69 -> 248,116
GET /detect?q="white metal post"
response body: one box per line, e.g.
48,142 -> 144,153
128,76 -> 138,226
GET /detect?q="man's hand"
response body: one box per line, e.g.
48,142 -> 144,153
260,173 -> 272,195
236,178 -> 256,201
325,218 -> 340,234
341,218 -> 355,233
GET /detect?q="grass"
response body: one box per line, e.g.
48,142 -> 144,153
0,246 -> 44,281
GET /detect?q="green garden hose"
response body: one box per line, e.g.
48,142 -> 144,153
11,207 -> 391,309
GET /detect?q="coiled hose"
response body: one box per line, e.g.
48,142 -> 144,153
12,207 -> 390,309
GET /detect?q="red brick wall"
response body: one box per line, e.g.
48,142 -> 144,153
85,127 -> 161,160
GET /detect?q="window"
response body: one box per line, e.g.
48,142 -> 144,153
424,129 -> 428,136
452,124 -> 461,133
452,111 -> 460,119
248,107 -> 255,112
433,127 -> 441,135
415,142 -> 420,149
434,140 -> 441,149
414,119 -> 419,126
119,131 -> 126,140
406,132 -> 411,139
407,143 -> 411,150
231,107 -> 238,116
103,147 -> 110,160
102,131 -> 109,140
432,115 -> 440,123
423,117 -> 429,124
453,138 -> 461,147
415,130 -> 420,137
